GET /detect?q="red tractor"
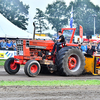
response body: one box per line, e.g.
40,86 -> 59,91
4,23 -> 85,77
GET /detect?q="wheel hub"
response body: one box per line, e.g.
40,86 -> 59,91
10,62 -> 17,70
68,57 -> 77,70
30,65 -> 38,73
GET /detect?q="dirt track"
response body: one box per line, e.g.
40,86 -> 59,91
0,86 -> 100,100
0,66 -> 100,100
0,66 -> 100,81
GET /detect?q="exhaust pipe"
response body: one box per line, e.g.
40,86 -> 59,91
33,22 -> 35,40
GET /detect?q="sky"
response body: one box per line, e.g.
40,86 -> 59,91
20,0 -> 100,34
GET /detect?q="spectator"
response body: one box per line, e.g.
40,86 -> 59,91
92,42 -> 97,50
10,40 -> 13,46
13,40 -> 17,51
86,44 -> 97,56
6,40 -> 12,48
1,39 -> 6,49
78,43 -> 82,51
95,43 -> 98,51
77,38 -> 80,44
97,42 -> 100,53
81,42 -> 87,53
0,40 -> 2,49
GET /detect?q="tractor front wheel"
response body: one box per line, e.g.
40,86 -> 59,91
4,58 -> 20,74
24,60 -> 41,77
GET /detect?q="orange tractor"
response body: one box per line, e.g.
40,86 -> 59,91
4,23 -> 86,77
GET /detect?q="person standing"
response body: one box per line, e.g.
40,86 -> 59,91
86,44 -> 97,55
78,43 -> 82,51
6,40 -> 12,48
0,40 -> 2,49
1,39 -> 6,49
97,42 -> 100,53
13,40 -> 17,51
81,42 -> 87,53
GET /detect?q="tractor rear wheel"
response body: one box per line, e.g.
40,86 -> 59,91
56,47 -> 85,76
24,60 -> 41,77
4,58 -> 20,74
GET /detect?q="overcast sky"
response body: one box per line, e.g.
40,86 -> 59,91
20,0 -> 100,34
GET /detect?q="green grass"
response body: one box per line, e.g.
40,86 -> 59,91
0,80 -> 100,86
0,59 -> 24,66
0,59 -> 6,66
0,61 -> 5,66
0,59 -> 6,61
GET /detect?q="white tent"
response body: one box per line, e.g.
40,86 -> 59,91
0,14 -> 33,38
0,14 -> 51,40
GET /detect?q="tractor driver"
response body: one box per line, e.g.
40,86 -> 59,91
86,44 -> 97,56
51,30 -> 65,54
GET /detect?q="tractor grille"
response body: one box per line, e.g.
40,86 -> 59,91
16,40 -> 23,55
16,39 -> 23,45
17,45 -> 23,55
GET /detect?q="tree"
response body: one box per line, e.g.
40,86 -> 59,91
45,1 -> 68,34
0,0 -> 29,30
33,8 -> 49,34
67,0 -> 100,35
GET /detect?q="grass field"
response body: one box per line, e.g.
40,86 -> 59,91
0,59 -> 6,66
0,80 -> 100,86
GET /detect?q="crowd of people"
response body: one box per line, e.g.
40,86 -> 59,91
0,39 -> 17,51
78,41 -> 100,55
0,37 -> 100,55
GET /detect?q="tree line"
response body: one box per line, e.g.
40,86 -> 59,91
34,0 -> 100,36
0,0 -> 100,36
0,0 -> 29,30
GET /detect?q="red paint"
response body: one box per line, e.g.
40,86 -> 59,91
30,65 -> 38,73
68,57 -> 77,70
10,62 -> 17,70
61,28 -> 76,43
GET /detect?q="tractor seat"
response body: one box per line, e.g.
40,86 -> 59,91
59,42 -> 66,48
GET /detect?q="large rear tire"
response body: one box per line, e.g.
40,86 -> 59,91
4,58 -> 20,75
24,60 -> 41,77
56,47 -> 85,76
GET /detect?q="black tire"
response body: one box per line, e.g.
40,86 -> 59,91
55,46 -> 73,66
24,60 -> 41,77
56,47 -> 85,76
4,58 -> 20,75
